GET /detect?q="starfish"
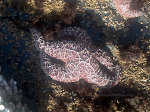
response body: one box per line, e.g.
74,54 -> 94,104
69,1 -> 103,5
113,0 -> 142,18
30,27 -> 121,88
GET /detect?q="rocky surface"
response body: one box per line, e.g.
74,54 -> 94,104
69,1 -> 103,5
0,0 -> 150,112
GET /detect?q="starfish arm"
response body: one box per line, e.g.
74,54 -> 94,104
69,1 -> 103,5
39,51 -> 54,75
92,49 -> 113,69
40,51 -> 80,82
60,27 -> 91,43
30,28 -> 47,51
43,41 -> 81,63
91,49 -> 121,87
30,28 -> 81,63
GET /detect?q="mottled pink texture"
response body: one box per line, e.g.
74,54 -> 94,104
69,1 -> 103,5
113,0 -> 142,18
30,27 -> 121,87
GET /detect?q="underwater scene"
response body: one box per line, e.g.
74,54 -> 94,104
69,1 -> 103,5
0,0 -> 150,112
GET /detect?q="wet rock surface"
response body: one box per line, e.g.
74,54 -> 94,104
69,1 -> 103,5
0,0 -> 150,112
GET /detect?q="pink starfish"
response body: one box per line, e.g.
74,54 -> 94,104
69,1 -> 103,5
30,27 -> 121,87
113,0 -> 142,18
